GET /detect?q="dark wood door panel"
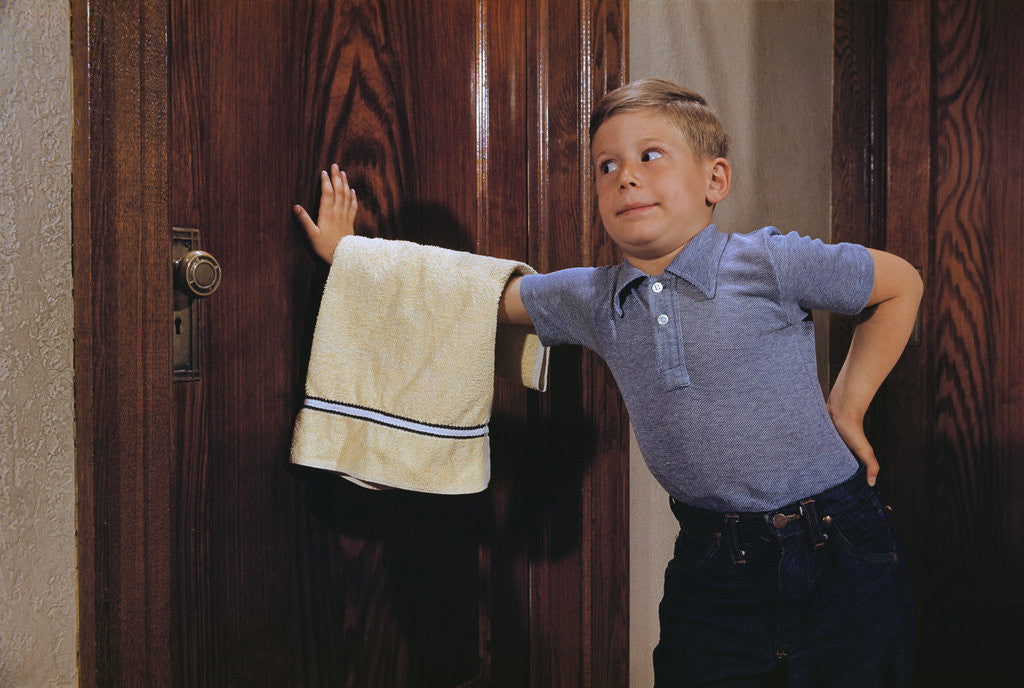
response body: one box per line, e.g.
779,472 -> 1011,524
833,0 -> 1024,682
169,2 -> 518,686
76,0 -> 627,686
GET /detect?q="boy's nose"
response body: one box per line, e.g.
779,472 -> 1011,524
618,167 -> 640,189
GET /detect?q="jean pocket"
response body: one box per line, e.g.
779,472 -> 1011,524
670,530 -> 720,571
828,498 -> 900,564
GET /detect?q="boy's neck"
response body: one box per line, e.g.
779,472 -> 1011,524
624,223 -> 712,276
625,249 -> 686,277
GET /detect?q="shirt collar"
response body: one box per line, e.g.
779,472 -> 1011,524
613,224 -> 729,317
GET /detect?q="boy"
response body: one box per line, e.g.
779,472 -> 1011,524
295,79 -> 922,686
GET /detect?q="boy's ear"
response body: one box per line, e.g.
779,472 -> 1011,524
705,158 -> 731,206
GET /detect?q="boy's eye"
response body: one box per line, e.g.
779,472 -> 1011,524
641,150 -> 663,162
599,160 -> 618,175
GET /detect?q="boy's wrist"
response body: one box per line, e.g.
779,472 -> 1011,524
825,392 -> 865,427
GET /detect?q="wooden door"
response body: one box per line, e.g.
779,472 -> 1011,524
833,0 -> 1024,683
73,1 -> 629,686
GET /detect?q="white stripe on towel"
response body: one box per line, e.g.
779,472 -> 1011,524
303,397 -> 489,439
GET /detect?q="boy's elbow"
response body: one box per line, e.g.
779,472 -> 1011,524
900,256 -> 924,304
911,264 -> 924,302
868,249 -> 923,306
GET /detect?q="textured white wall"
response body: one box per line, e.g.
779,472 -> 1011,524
0,1 -> 77,686
628,2 -> 834,685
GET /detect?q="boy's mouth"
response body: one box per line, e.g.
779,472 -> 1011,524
617,202 -> 657,216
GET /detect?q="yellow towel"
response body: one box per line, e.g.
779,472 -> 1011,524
290,235 -> 549,493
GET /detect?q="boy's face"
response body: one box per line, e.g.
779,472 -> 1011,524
591,110 -> 729,274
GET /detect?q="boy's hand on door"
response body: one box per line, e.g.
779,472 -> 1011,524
294,163 -> 358,265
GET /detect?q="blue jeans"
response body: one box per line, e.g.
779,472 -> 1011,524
653,465 -> 914,687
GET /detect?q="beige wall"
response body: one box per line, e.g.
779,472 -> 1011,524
628,1 -> 834,685
0,1 -> 77,686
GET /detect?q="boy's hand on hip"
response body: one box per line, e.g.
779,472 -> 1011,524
828,408 -> 879,486
826,250 -> 922,489
294,163 -> 358,264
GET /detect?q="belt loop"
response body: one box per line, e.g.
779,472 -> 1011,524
799,498 -> 827,548
724,514 -> 747,564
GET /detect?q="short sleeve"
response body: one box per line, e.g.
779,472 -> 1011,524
763,229 -> 874,320
518,268 -> 602,350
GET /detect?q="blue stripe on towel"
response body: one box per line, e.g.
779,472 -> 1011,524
303,396 -> 489,439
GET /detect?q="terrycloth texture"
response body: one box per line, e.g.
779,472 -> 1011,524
291,235 -> 549,494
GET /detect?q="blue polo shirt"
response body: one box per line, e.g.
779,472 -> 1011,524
519,224 -> 875,511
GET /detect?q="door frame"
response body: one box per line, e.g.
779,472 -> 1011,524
73,0 -> 175,684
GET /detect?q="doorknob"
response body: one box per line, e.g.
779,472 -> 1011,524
175,249 -> 221,298
172,228 -> 219,381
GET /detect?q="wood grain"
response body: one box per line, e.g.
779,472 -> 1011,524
925,1 -> 1024,680
932,0 -> 996,560
834,0 -> 1024,681
173,3 -> 489,684
830,0 -> 886,385
78,0 -> 629,685
524,1 -> 629,685
989,0 -> 1024,568
876,0 -> 933,566
579,5 -> 630,687
72,0 -> 175,685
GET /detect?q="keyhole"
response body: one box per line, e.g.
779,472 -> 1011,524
175,316 -> 182,335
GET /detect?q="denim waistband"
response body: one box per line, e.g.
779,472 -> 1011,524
669,464 -> 876,549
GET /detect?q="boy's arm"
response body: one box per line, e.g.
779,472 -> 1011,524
497,276 -> 533,326
295,164 -> 534,327
293,164 -> 357,264
827,249 -> 924,485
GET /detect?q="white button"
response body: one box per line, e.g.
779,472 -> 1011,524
657,314 -> 669,325
652,281 -> 664,293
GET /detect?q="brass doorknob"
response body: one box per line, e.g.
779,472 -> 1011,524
174,250 -> 221,298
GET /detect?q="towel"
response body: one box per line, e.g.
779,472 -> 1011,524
290,235 -> 549,494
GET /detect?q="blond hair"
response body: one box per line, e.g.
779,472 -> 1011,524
589,78 -> 729,159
